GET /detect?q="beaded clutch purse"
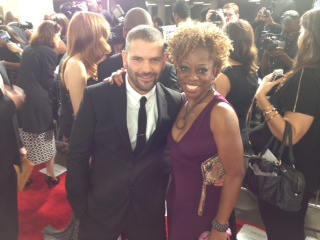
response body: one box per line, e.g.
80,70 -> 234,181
198,155 -> 226,216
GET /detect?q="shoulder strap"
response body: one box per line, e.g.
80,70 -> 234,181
293,68 -> 304,112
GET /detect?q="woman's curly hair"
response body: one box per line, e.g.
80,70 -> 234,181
167,22 -> 232,73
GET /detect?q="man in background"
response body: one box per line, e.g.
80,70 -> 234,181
98,7 -> 180,92
172,0 -> 192,25
260,10 -> 300,77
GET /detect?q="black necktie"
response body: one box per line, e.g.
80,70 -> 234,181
134,96 -> 147,156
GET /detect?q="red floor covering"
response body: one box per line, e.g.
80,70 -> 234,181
18,165 -> 260,240
18,164 -> 71,240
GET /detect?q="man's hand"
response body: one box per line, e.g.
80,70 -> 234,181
255,7 -> 266,22
255,7 -> 275,26
269,47 -> 288,59
103,68 -> 127,86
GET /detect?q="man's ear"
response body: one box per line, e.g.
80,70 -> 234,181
163,54 -> 168,70
122,50 -> 127,68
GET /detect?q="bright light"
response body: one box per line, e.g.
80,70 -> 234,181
193,2 -> 204,4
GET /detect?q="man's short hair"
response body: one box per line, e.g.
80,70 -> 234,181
126,25 -> 164,51
124,7 -> 153,31
223,3 -> 239,15
280,10 -> 300,25
172,0 -> 191,19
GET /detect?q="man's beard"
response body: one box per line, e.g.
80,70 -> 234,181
126,67 -> 160,93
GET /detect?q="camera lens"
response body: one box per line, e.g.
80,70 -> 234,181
210,11 -> 222,23
263,10 -> 270,18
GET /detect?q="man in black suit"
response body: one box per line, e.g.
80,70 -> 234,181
0,62 -> 25,240
98,7 -> 180,92
66,25 -> 183,240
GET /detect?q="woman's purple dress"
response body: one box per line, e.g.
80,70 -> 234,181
167,94 -> 229,240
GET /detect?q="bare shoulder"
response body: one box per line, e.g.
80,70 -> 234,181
65,57 -> 86,73
211,101 -> 238,127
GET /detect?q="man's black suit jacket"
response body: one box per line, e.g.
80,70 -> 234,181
66,80 -> 183,237
98,53 -> 180,92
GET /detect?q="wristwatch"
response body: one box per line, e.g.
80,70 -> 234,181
212,218 -> 229,232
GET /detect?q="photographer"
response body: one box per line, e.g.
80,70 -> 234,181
206,3 -> 239,28
4,11 -> 32,43
260,10 -> 300,77
0,25 -> 28,84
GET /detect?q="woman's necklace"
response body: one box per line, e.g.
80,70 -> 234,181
175,90 -> 213,130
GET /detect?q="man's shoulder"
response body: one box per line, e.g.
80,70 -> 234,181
98,53 -> 123,81
157,82 -> 182,100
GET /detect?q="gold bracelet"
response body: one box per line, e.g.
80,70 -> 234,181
263,109 -> 277,116
261,105 -> 274,111
266,112 -> 279,122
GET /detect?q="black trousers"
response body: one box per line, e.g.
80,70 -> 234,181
78,206 -> 167,240
0,168 -> 18,240
258,191 -> 312,240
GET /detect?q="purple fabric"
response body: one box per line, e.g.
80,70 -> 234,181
167,94 -> 230,240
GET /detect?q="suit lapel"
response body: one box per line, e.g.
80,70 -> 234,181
111,82 -> 133,154
139,83 -> 169,156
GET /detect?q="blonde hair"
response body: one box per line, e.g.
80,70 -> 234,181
167,22 -> 232,74
62,11 -> 111,83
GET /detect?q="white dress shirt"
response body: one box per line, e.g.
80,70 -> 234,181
126,77 -> 158,150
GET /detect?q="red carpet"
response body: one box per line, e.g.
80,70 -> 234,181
18,164 -> 72,240
18,165 -> 261,240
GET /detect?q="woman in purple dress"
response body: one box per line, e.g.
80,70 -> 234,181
166,22 -> 245,240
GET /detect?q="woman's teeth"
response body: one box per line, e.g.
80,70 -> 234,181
186,84 -> 199,90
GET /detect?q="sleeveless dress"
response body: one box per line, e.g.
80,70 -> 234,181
59,78 -> 97,139
222,65 -> 258,149
167,94 -> 229,240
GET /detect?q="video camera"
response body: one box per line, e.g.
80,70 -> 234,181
60,2 -> 84,19
260,31 -> 286,52
0,30 -> 10,42
110,5 -> 125,45
209,9 -> 223,26
263,9 -> 271,18
17,21 -> 33,30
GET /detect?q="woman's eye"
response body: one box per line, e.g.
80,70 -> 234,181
198,68 -> 208,74
179,66 -> 189,72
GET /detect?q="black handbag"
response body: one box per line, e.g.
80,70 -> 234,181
243,121 -> 305,212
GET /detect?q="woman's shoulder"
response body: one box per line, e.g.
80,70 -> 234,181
65,57 -> 86,72
291,68 -> 320,87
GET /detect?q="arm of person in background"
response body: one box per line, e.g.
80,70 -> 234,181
4,85 -> 28,160
269,48 -> 294,67
214,73 -> 231,97
64,60 -> 87,115
54,40 -> 67,56
25,29 -> 33,41
260,50 -> 272,77
1,61 -> 21,70
255,73 -> 314,144
7,42 -> 23,55
209,101 -> 244,240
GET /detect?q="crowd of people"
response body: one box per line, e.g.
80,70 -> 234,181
1,0 -> 320,240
